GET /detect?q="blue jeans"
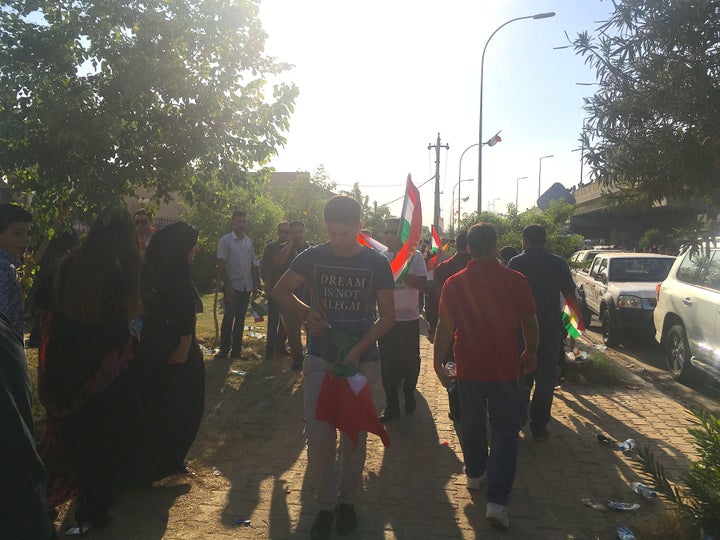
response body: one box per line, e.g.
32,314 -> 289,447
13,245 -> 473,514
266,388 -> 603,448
219,290 -> 251,355
457,379 -> 520,506
520,328 -> 561,437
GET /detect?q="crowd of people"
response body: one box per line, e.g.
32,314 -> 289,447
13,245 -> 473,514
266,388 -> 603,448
0,195 -> 576,539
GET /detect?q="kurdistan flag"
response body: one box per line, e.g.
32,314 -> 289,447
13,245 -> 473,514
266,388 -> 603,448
426,224 -> 443,271
562,296 -> 585,338
389,174 -> 422,282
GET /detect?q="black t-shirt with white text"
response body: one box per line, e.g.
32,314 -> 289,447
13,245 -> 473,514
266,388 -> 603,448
290,243 -> 394,363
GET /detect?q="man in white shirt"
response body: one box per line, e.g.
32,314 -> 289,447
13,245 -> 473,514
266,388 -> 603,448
215,210 -> 260,359
378,218 -> 428,421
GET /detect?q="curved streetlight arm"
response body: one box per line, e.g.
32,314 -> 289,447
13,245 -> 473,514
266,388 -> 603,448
477,12 -> 556,215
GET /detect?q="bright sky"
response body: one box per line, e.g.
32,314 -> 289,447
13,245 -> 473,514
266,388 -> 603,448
260,0 -> 613,230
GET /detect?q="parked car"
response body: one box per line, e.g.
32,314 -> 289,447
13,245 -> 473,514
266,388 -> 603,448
569,247 -> 621,267
654,245 -> 720,382
574,252 -> 676,346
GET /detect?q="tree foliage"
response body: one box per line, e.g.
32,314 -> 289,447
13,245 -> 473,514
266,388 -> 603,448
573,0 -> 720,207
0,0 -> 298,225
456,201 -> 582,258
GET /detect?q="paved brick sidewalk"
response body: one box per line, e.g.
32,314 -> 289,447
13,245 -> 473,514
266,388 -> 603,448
84,336 -> 698,539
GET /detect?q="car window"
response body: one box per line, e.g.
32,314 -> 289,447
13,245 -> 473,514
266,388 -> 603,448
676,248 -> 708,285
702,250 -> 720,291
589,257 -> 602,276
609,258 -> 675,282
596,259 -> 608,283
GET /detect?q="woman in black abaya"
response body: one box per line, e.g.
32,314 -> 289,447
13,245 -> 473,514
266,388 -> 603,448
140,222 -> 205,481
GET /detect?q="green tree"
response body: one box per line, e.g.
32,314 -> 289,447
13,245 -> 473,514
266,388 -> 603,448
339,181 -> 392,238
266,165 -> 336,244
573,0 -> 720,206
0,0 -> 297,225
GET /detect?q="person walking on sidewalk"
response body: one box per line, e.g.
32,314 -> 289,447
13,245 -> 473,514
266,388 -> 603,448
215,210 -> 260,360
260,221 -> 291,358
272,220 -> 313,370
508,224 -> 576,441
378,217 -> 427,421
434,222 -> 538,530
425,230 -> 470,424
272,196 -> 395,540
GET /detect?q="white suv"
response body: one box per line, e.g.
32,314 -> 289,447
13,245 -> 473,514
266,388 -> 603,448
654,245 -> 720,382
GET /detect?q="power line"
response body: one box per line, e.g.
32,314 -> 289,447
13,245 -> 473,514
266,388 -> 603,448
378,174 -> 435,207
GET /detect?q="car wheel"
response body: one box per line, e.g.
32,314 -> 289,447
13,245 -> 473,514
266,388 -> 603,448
666,324 -> 693,381
601,309 -> 619,347
580,301 -> 593,329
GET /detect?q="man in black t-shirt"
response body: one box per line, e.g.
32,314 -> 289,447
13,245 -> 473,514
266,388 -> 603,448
260,222 -> 290,358
508,225 -> 576,441
273,196 -> 395,540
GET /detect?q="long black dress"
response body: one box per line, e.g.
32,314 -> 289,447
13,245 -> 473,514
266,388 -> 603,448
140,222 -> 205,481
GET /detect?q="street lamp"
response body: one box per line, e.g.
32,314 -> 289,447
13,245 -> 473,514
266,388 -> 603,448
452,178 -> 474,229
477,11 -> 556,215
537,154 -> 554,199
488,197 -> 501,213
515,176 -> 528,210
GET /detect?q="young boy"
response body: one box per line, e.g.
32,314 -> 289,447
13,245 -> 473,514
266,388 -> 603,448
272,196 -> 395,540
0,204 -> 32,337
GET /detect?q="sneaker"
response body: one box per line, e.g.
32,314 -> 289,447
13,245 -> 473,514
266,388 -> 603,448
485,502 -> 509,530
466,473 -> 486,491
404,392 -> 416,415
310,510 -> 335,540
379,407 -> 400,423
335,503 -> 357,535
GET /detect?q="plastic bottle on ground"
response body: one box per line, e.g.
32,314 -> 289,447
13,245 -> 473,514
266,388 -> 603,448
630,481 -> 657,498
619,438 -> 636,452
617,524 -> 636,539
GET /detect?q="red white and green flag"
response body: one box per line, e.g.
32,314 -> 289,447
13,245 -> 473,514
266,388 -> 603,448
390,174 -> 422,282
426,225 -> 443,271
562,297 -> 585,338
357,230 -> 387,253
250,300 -> 267,323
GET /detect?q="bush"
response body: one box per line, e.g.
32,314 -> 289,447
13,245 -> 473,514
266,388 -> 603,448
636,410 -> 720,539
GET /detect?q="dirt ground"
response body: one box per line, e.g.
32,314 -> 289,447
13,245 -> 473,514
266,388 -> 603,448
37,312 -> 701,539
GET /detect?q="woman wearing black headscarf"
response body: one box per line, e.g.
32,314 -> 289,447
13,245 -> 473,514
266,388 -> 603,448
39,208 -> 143,529
140,222 -> 205,481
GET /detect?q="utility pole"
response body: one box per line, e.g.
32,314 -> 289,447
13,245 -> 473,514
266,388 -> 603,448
428,133 -> 449,231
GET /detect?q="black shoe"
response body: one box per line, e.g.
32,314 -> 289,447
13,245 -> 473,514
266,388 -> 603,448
213,350 -> 229,360
379,408 -> 399,423
310,510 -> 335,540
533,429 -> 549,441
404,392 -> 416,415
336,503 -> 357,535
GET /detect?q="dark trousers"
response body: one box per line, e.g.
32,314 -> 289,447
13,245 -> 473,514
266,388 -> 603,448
265,297 -> 287,354
520,327 -> 562,436
378,319 -> 421,409
219,290 -> 251,355
457,379 -> 520,505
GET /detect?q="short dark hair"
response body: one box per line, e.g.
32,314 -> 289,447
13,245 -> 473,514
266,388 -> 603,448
522,224 -> 547,247
133,208 -> 153,219
289,220 -> 306,229
499,245 -> 519,264
0,203 -> 32,232
324,196 -> 361,224
466,223 -> 497,257
277,221 -> 289,229
455,230 -> 468,251
232,210 -> 247,219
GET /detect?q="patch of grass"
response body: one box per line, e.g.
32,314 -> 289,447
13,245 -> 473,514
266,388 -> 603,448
565,351 -> 628,387
195,292 -> 268,352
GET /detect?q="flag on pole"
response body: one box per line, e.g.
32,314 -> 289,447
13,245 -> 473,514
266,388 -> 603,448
389,174 -> 422,282
250,300 -> 267,323
562,296 -> 585,338
357,230 -> 387,253
426,225 -> 443,271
